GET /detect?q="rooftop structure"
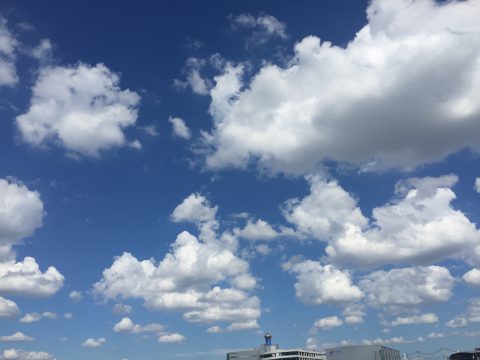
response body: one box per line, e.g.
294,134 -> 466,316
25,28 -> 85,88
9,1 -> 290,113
227,334 -> 326,360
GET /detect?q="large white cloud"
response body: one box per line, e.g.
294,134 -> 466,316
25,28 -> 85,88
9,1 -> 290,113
0,179 -> 64,297
94,225 -> 259,328
203,0 -> 480,174
0,257 -> 64,297
0,15 -> 18,86
16,63 -> 140,157
283,259 -> 363,305
358,266 -> 454,311
285,174 -> 480,268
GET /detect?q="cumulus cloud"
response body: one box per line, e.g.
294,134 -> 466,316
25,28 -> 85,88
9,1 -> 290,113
113,317 -> 163,334
158,333 -> 185,343
112,303 -> 132,315
342,304 -> 365,324
169,116 -> 192,140
446,298 -> 480,328
93,229 -> 259,328
286,174 -> 480,268
16,63 -> 141,157
0,349 -> 55,360
387,313 -> 438,326
0,15 -> 18,86
0,179 -> 44,261
463,268 -> 480,287
82,338 -> 106,348
314,316 -> 343,330
20,312 -> 58,324
69,290 -> 82,302
0,297 -> 20,318
171,193 -> 217,224
359,266 -> 454,311
235,219 -> 297,242
204,0 -> 480,174
0,179 -> 64,297
0,333 -> 34,342
0,257 -> 64,297
283,175 -> 367,241
173,58 -> 210,95
283,260 -> 363,305
230,13 -> 287,46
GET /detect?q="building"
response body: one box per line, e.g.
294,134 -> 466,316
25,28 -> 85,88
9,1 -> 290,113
227,333 -> 326,360
325,345 -> 401,360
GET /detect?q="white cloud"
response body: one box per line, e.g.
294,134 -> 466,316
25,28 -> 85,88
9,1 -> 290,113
463,268 -> 480,287
427,332 -> 445,339
236,219 -> 298,242
31,39 -> 53,63
255,244 -> 271,256
0,297 -> 19,318
112,303 -> 132,315
0,333 -> 34,342
286,174 -> 480,268
69,290 -> 82,302
0,257 -> 64,297
20,312 -> 58,323
359,266 -> 454,311
204,0 -> 480,175
0,15 -> 18,86
314,316 -> 343,330
283,260 -> 363,305
169,116 -> 192,140
16,63 -> 140,157
361,337 -> 415,346
230,14 -> 287,46
158,333 -> 185,343
0,349 -> 55,360
388,313 -> 439,326
113,317 -> 163,334
82,338 -> 106,348
226,320 -> 259,332
283,175 -> 367,241
63,313 -> 72,320
327,175 -> 480,267
475,178 -> 480,193
342,304 -> 365,324
0,179 -> 62,299
173,58 -> 210,95
139,125 -> 158,137
0,179 -> 44,261
171,193 -> 217,224
207,326 -> 222,334
446,298 -> 480,328
94,230 -> 259,327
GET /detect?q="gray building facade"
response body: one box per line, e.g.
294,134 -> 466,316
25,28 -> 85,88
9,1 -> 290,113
326,345 -> 401,360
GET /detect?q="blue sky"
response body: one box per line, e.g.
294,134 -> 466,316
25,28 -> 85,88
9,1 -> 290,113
1,0 -> 480,359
